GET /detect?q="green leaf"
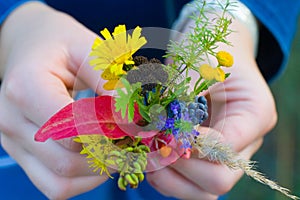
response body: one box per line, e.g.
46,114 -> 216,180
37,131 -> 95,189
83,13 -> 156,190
173,77 -> 191,98
127,98 -> 135,123
115,78 -> 141,122
115,88 -> 130,119
136,99 -> 151,122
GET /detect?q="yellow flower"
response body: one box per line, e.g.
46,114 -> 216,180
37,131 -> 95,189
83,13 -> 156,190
101,68 -> 123,90
215,68 -> 225,82
199,64 -> 225,82
216,51 -> 234,67
74,135 -> 115,178
199,64 -> 216,80
89,25 -> 147,76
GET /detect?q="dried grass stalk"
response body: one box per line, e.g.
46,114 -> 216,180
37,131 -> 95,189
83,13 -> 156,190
192,131 -> 299,200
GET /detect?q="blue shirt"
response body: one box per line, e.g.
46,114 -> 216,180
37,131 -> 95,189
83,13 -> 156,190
0,0 -> 300,199
1,0 -> 300,81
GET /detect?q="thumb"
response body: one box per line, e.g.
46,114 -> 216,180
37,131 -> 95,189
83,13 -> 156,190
67,24 -> 109,96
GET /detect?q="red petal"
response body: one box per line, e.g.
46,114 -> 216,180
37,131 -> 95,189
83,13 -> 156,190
35,95 -> 143,142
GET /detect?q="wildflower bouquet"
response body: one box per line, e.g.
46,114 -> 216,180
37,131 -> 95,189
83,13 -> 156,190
35,1 -> 298,199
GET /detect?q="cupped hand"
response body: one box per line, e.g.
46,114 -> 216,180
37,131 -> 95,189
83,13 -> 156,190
146,18 -> 277,200
0,2 -> 108,199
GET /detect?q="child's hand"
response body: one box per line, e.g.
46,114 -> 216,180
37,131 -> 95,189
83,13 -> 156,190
0,2 -> 108,199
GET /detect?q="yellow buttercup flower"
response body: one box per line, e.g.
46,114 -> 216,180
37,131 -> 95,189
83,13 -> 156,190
89,25 -> 147,76
199,64 -> 225,82
215,68 -> 225,82
101,68 -> 123,90
199,64 -> 216,80
216,51 -> 234,67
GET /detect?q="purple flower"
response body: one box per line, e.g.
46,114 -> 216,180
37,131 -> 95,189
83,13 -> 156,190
156,115 -> 167,130
173,128 -> 200,150
165,118 -> 175,129
192,129 -> 200,136
167,100 -> 182,119
162,99 -> 202,150
180,137 -> 192,149
171,102 -> 180,115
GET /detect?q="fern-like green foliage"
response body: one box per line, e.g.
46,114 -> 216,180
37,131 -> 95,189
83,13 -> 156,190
114,0 -> 235,125
115,78 -> 141,122
165,0 -> 235,96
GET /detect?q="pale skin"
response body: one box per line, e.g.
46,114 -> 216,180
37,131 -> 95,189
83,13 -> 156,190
0,2 -> 277,200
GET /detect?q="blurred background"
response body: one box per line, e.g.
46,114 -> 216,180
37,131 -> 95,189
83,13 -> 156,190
228,20 -> 300,199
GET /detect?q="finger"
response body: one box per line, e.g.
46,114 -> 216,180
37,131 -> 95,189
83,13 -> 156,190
171,158 -> 242,196
3,69 -> 74,126
19,125 -> 105,177
207,78 -> 276,152
170,136 -> 263,195
72,53 -> 112,96
215,101 -> 274,152
1,79 -> 112,177
0,100 -> 104,177
2,72 -> 81,152
147,167 -> 218,200
66,27 -> 112,96
1,135 -> 107,200
3,27 -> 105,127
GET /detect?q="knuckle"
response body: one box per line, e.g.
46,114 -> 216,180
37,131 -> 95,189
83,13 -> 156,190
0,135 -> 10,152
269,105 -> 278,130
0,110 -> 12,137
265,96 -> 278,132
0,116 -> 8,134
2,71 -> 25,105
213,181 -> 234,195
54,157 -> 77,177
45,186 -> 71,200
0,73 -> 23,135
209,172 -> 237,195
256,91 -> 278,134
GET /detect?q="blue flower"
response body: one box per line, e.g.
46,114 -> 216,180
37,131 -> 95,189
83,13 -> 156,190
167,100 -> 182,119
178,129 -> 199,149
165,118 -> 175,129
156,115 -> 167,130
162,99 -> 202,150
180,137 -> 193,149
192,129 -> 200,136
